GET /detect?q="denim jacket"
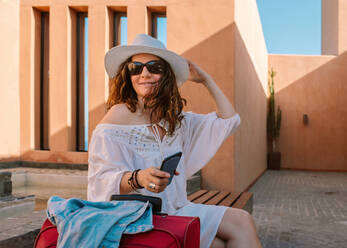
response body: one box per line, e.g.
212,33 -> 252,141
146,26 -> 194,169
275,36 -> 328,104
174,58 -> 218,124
47,196 -> 153,248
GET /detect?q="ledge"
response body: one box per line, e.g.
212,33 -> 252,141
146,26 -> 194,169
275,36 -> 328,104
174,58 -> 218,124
0,161 -> 88,170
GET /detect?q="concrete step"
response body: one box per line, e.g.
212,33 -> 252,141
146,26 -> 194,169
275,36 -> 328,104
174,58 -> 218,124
12,172 -> 87,189
0,195 -> 35,220
187,174 -> 201,195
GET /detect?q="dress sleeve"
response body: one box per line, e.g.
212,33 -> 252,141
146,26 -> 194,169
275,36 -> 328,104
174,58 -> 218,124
87,129 -> 132,202
183,112 -> 241,178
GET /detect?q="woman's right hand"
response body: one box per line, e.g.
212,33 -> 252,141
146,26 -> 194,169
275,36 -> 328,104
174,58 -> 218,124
137,167 -> 171,193
187,60 -> 212,84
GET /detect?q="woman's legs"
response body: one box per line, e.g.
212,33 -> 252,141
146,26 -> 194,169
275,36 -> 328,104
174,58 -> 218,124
214,208 -> 262,248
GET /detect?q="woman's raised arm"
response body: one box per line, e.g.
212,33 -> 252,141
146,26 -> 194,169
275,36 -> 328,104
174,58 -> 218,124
187,61 -> 236,119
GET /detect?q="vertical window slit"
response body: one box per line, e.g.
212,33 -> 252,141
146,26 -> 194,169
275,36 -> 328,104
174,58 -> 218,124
76,12 -> 88,151
39,11 -> 49,150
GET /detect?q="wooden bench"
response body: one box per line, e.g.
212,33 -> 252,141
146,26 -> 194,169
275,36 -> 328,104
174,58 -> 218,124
188,190 -> 253,214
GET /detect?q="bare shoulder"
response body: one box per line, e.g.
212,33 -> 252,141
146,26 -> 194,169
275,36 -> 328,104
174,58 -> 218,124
99,104 -> 133,125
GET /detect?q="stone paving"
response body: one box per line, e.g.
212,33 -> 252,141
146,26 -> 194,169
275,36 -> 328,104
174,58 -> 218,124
249,170 -> 347,248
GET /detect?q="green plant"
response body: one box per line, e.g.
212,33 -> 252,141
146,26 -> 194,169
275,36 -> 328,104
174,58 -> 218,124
267,68 -> 282,153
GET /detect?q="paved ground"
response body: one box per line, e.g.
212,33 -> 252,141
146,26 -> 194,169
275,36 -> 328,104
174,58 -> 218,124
249,170 -> 347,248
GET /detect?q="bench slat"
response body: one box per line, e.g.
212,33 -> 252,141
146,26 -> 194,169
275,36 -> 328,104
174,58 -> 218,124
187,189 -> 208,201
218,192 -> 242,207
232,192 -> 253,210
188,190 -> 253,214
192,190 -> 219,204
205,191 -> 230,205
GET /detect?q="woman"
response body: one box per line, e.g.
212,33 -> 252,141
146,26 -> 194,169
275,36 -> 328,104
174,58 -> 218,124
88,34 -> 261,248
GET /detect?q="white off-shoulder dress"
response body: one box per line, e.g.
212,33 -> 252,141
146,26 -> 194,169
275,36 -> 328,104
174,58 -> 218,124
88,111 -> 241,248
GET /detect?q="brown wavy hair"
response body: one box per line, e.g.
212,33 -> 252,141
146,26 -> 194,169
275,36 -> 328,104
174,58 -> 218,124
106,56 -> 187,135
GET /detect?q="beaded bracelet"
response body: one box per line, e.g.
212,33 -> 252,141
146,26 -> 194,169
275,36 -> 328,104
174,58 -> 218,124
127,171 -> 138,191
127,169 -> 144,192
134,169 -> 144,189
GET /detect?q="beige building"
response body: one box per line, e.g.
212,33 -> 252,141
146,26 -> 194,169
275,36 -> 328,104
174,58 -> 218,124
0,0 -> 346,194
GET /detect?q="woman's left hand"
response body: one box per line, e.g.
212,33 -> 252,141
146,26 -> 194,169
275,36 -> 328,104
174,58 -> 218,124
187,60 -> 211,84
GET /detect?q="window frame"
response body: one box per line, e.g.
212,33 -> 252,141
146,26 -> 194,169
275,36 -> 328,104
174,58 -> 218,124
151,12 -> 166,39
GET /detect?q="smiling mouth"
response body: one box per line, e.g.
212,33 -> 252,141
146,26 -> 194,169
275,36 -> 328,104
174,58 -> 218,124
139,82 -> 158,86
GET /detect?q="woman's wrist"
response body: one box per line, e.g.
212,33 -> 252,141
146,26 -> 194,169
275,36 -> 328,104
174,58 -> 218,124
202,76 -> 215,88
201,76 -> 235,118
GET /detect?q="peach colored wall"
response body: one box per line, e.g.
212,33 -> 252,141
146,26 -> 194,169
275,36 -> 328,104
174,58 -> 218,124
169,0 -> 236,191
234,0 -> 268,90
171,0 -> 267,191
322,0 -> 338,55
0,0 -> 20,161
88,4 -> 108,147
50,5 -> 71,151
19,5 -> 32,155
21,150 -> 87,164
322,0 -> 347,55
233,0 -> 268,191
269,54 -> 347,171
339,0 -> 347,53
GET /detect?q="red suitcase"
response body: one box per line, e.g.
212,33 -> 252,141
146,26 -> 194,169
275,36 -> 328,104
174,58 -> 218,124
34,215 -> 200,248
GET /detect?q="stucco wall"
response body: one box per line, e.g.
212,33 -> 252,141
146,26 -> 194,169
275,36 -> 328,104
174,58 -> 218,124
0,0 -> 20,161
339,0 -> 347,53
322,0 -> 338,55
269,54 -> 347,171
169,0 -> 236,191
322,0 -> 347,55
178,0 -> 268,192
233,0 -> 268,191
234,0 -> 268,91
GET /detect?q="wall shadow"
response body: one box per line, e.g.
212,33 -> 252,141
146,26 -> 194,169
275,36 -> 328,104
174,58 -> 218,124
233,24 -> 268,191
180,23 -> 237,191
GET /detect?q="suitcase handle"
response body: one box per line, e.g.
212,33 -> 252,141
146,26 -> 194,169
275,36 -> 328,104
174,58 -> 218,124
110,194 -> 162,213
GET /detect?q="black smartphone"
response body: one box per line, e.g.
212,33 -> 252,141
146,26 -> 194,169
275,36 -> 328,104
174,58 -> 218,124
160,152 -> 182,185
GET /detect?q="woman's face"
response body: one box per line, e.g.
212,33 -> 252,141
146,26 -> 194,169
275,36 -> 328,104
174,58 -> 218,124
129,53 -> 163,99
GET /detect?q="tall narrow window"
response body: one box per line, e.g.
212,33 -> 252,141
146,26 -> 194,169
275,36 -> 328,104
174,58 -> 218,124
34,8 -> 49,150
76,13 -> 88,151
84,16 -> 89,150
40,12 -> 50,150
151,12 -> 167,46
113,12 -> 127,46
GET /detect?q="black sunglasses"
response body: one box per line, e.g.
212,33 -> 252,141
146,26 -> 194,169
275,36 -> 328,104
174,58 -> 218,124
127,60 -> 165,75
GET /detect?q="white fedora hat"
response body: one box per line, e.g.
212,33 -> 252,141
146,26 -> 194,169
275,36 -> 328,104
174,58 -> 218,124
105,34 -> 189,87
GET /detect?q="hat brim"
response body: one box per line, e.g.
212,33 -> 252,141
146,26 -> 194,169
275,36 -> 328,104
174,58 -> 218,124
105,45 -> 189,87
